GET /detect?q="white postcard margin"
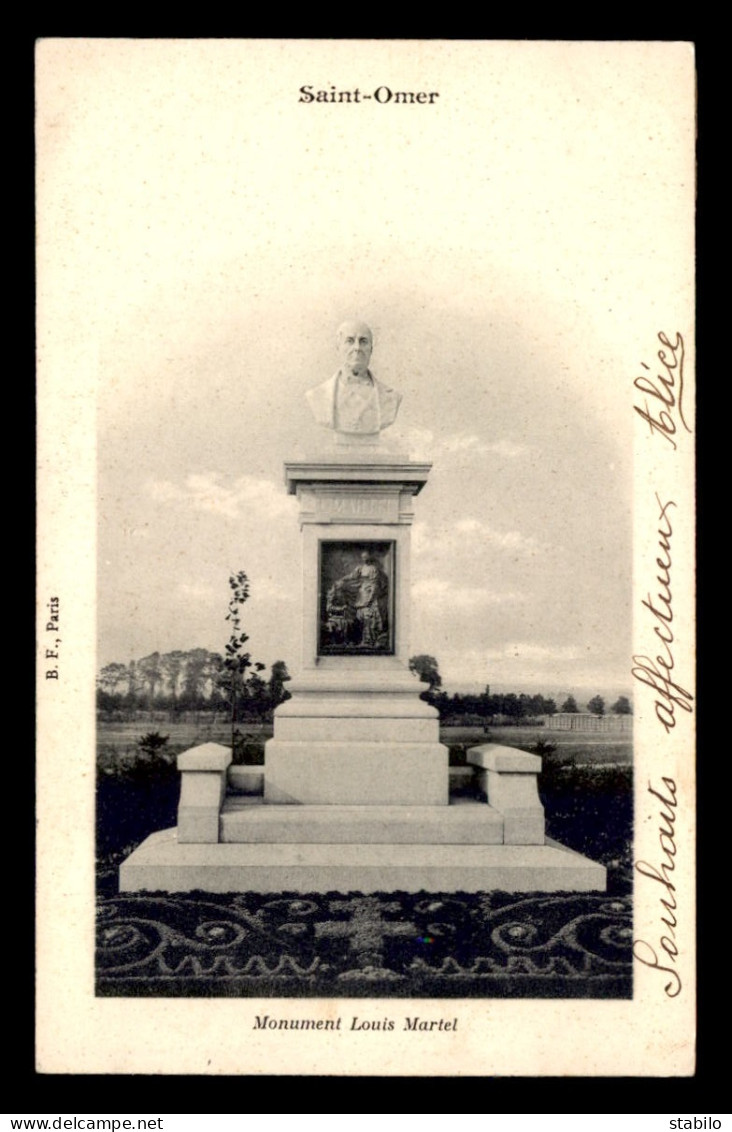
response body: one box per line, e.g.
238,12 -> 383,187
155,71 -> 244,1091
35,39 -> 696,1077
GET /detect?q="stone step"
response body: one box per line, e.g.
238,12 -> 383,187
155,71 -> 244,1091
120,830 -> 607,894
275,692 -> 437,716
219,799 -> 504,844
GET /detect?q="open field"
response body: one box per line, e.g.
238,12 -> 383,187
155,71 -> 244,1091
97,718 -> 632,766
97,719 -> 268,771
97,716 -> 257,750
444,725 -> 632,766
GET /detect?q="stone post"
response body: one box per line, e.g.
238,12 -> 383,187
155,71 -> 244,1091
176,742 -> 232,843
467,743 -> 545,844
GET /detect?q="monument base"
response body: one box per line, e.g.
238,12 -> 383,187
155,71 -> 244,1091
119,827 -> 606,894
119,742 -> 608,894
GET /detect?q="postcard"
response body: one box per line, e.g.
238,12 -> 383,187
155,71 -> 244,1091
36,39 -> 696,1076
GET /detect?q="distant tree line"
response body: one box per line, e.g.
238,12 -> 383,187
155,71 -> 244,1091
96,648 -> 291,723
98,645 -> 631,727
408,655 -> 631,724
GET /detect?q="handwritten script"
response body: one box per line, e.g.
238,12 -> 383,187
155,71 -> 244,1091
632,330 -> 693,998
633,777 -> 681,997
633,331 -> 691,450
632,494 -> 693,733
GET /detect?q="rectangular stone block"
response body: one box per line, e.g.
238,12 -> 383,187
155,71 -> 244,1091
264,741 -> 449,805
467,744 -> 542,773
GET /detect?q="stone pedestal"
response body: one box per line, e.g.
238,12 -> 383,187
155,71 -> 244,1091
263,453 -> 449,806
120,446 -> 607,895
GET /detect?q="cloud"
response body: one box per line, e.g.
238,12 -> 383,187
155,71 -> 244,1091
485,438 -> 529,459
147,473 -> 295,522
392,425 -> 435,457
147,480 -> 186,503
439,433 -> 529,458
441,433 -> 485,454
414,517 -> 543,560
387,427 -> 527,461
431,643 -> 600,691
411,520 -> 432,557
453,517 -> 541,551
251,576 -> 298,603
413,577 -> 524,609
176,581 -> 216,602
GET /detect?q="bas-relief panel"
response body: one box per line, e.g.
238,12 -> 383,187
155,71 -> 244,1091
318,541 -> 396,656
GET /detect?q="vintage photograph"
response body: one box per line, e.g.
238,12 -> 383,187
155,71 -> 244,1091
36,40 -> 695,1075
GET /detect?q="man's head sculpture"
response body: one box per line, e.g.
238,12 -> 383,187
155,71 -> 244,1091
336,321 -> 373,379
305,320 -> 402,436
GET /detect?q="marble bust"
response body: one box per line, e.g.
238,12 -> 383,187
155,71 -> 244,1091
306,321 -> 402,437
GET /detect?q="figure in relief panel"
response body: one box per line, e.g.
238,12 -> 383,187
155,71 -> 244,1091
322,548 -> 391,652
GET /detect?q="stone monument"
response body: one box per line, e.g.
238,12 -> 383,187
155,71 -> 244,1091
120,321 -> 606,893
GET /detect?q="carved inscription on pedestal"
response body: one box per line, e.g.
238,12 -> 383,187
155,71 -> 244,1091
316,493 -> 399,524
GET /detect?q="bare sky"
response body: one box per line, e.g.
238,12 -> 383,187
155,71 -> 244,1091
41,41 -> 692,696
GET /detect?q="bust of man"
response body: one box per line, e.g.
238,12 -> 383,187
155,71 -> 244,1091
306,321 -> 402,438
